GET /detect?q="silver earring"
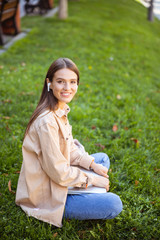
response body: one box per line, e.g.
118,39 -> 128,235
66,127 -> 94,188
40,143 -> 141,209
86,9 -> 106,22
47,83 -> 51,92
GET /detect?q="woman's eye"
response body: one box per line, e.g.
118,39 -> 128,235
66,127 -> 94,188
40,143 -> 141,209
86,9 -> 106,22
71,81 -> 77,84
57,81 -> 63,84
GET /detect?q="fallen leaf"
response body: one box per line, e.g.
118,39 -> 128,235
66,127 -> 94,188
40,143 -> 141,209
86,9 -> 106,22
150,201 -> 156,205
132,227 -> 137,231
131,138 -> 138,143
131,138 -> 139,143
0,65 -> 4,69
95,143 -> 105,150
5,124 -> 11,132
21,62 -> 26,67
88,66 -> 92,70
15,171 -> 20,174
20,91 -> 35,96
2,173 -> 8,176
154,168 -> 160,172
124,127 -> 128,130
10,66 -> 17,71
98,228 -> 104,233
53,232 -> 58,237
2,116 -> 10,120
78,230 -> 87,238
2,99 -> 12,103
12,136 -> 16,140
8,180 -> 12,192
116,94 -> 121,100
130,138 -> 140,147
112,125 -> 118,132
92,125 -> 96,130
8,180 -> 15,194
135,180 -> 139,186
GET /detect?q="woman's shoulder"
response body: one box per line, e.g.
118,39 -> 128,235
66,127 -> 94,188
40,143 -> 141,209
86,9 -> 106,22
34,110 -> 58,129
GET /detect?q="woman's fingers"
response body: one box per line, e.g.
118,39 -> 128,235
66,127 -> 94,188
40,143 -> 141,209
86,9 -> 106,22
92,176 -> 109,189
101,171 -> 109,178
106,184 -> 110,192
92,164 -> 109,177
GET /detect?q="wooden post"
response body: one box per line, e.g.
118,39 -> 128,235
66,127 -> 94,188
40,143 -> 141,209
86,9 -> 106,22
15,3 -> 21,33
58,0 -> 68,19
148,0 -> 154,21
47,0 -> 54,9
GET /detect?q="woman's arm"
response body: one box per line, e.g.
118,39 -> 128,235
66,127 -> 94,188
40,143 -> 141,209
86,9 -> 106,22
70,136 -> 94,169
37,121 -> 93,188
70,138 -> 109,178
73,139 -> 85,153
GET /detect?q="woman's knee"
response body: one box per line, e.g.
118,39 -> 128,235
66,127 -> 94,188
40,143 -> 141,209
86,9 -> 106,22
107,194 -> 123,219
91,152 -> 110,169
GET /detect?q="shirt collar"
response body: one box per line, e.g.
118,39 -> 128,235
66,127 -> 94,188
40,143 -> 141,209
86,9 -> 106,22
54,104 -> 70,118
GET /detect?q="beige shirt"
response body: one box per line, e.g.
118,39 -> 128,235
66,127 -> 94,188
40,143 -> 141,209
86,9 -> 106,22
15,105 -> 94,227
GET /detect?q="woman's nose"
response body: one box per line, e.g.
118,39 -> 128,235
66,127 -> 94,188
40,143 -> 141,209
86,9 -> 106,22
64,83 -> 70,90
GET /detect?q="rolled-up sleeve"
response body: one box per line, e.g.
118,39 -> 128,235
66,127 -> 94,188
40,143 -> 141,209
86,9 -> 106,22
37,122 -> 93,188
70,136 -> 94,170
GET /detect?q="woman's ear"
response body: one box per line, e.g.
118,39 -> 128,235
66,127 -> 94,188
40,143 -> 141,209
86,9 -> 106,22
46,78 -> 50,84
46,78 -> 52,92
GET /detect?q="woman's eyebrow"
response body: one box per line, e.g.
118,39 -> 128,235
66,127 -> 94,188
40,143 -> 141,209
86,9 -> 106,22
56,77 -> 77,81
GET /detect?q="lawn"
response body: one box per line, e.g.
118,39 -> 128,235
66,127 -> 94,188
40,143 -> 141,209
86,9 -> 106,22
0,0 -> 160,239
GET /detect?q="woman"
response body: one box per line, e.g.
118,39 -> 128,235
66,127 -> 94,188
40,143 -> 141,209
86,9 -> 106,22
16,58 -> 122,227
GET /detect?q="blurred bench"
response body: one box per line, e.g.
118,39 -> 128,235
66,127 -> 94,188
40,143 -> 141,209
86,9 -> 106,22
0,0 -> 20,45
25,0 -> 53,15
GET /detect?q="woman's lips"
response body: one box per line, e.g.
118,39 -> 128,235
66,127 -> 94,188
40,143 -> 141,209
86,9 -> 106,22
60,92 -> 71,97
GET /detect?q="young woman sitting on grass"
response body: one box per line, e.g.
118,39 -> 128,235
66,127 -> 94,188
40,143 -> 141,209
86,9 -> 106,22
15,58 -> 123,227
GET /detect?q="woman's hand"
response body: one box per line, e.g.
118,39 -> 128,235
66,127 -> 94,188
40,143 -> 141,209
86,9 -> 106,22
91,161 -> 109,178
92,175 -> 110,192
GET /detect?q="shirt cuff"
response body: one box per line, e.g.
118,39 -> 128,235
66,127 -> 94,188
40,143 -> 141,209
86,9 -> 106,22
80,174 -> 94,188
79,154 -> 94,170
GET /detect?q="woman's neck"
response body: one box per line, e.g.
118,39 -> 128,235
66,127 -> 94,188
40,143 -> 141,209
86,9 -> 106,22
58,102 -> 66,110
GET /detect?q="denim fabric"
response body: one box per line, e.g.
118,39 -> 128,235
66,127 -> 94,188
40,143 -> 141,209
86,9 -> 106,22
64,153 -> 123,220
90,152 -> 110,169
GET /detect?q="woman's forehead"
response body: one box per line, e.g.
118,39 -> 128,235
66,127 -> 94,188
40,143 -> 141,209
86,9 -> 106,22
54,68 -> 78,80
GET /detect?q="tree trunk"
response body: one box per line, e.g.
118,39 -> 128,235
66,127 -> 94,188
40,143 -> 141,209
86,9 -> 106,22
148,0 -> 154,21
59,0 -> 68,19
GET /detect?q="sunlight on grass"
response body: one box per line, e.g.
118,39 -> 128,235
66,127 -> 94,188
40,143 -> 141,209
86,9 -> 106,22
0,0 -> 160,239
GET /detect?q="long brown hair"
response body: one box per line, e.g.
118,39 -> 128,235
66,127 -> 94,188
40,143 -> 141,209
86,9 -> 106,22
24,58 -> 80,139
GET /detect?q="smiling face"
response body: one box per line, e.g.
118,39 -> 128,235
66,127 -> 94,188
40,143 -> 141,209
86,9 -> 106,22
48,68 -> 78,109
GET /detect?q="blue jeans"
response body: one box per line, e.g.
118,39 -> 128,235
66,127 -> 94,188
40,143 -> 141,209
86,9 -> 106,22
64,153 -> 123,220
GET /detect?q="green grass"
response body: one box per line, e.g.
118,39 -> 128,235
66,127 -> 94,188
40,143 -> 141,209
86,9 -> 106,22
0,0 -> 160,239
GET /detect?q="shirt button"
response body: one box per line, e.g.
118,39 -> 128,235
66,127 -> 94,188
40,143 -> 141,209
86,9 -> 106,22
66,138 -> 69,140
